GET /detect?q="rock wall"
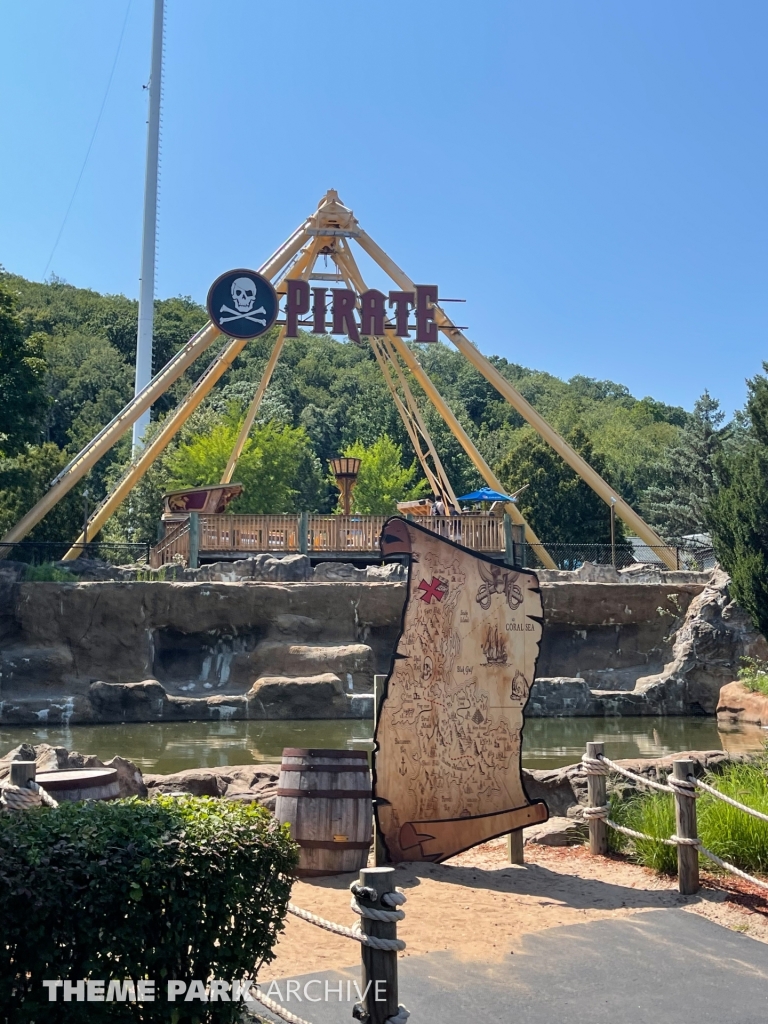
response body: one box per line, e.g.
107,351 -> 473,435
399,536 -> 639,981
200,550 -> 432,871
0,565 -> 764,724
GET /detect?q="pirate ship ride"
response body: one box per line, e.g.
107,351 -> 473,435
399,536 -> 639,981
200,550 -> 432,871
0,190 -> 680,573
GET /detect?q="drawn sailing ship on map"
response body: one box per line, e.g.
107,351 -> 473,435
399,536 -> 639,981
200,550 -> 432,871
374,517 -> 548,862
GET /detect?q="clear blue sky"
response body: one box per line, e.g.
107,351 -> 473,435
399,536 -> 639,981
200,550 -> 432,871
1,1 -> 766,416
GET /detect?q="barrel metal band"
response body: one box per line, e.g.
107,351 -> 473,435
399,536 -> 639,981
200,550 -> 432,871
280,764 -> 371,774
277,788 -> 372,799
296,839 -> 372,850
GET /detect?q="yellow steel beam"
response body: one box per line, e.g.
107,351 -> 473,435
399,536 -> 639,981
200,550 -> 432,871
386,335 -> 557,569
333,241 -> 552,565
61,338 -> 250,560
0,220 -> 311,556
334,243 -> 459,510
369,336 -> 443,499
62,238 -> 316,559
354,228 -> 678,570
220,240 -> 322,484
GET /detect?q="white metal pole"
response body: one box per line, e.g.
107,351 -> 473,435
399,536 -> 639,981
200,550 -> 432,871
132,0 -> 164,449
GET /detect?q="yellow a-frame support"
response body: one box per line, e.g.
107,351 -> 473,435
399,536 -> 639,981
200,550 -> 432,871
1,189 -> 678,571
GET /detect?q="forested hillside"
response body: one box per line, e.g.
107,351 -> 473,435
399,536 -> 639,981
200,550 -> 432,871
0,270 -> 726,548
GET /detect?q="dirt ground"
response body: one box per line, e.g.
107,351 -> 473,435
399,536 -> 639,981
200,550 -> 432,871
262,839 -> 768,981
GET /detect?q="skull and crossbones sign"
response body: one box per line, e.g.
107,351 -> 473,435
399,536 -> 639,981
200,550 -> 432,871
219,277 -> 267,326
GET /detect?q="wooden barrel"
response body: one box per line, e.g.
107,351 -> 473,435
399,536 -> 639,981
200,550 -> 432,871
275,749 -> 372,877
35,767 -> 120,802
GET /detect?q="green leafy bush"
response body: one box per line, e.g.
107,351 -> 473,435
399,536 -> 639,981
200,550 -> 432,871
0,795 -> 298,1023
738,656 -> 768,697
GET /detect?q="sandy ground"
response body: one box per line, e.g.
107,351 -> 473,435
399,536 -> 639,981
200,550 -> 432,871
261,839 -> 768,981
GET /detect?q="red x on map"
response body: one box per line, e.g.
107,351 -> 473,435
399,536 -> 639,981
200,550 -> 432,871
418,576 -> 448,603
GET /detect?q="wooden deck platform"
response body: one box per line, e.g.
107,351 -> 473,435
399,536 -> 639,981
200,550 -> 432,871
150,513 -> 517,568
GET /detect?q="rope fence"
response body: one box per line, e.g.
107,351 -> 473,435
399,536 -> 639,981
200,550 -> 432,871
0,762 -> 59,810
581,742 -> 768,895
251,869 -> 410,1024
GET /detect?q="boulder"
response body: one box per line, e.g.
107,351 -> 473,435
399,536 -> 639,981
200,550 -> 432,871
196,554 -> 312,583
717,680 -> 768,726
524,816 -> 588,846
144,763 -> 280,810
251,641 -> 374,689
247,673 -> 352,718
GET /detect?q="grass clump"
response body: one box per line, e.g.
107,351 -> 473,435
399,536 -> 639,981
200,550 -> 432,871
738,656 -> 768,696
22,562 -> 76,582
698,758 -> 768,873
607,756 -> 768,877
610,790 -> 678,874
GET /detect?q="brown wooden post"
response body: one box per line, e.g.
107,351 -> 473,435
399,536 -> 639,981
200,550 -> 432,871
9,761 -> 36,787
673,758 -> 699,895
373,674 -> 388,867
507,828 -> 524,864
586,741 -> 608,855
357,866 -> 399,1024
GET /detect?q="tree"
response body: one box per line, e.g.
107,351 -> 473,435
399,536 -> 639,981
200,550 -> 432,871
0,283 -> 48,455
0,443 -> 85,544
166,415 -> 324,515
495,426 -> 624,545
644,392 -> 725,538
338,436 -> 427,515
707,366 -> 768,637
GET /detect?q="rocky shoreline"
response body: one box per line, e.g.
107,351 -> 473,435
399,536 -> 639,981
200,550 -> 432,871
1,742 -> 752,823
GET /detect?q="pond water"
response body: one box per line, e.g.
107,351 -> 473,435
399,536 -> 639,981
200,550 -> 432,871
1,716 -> 765,775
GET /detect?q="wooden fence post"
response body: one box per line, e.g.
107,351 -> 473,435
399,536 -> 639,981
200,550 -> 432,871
10,761 -> 36,788
673,758 -> 699,895
188,512 -> 199,569
507,829 -> 524,864
503,513 -> 514,566
357,866 -> 399,1024
373,674 -> 388,867
586,741 -> 608,855
298,511 -> 309,555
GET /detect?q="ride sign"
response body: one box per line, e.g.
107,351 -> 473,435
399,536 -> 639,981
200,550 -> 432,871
207,269 -> 278,339
207,270 -> 440,344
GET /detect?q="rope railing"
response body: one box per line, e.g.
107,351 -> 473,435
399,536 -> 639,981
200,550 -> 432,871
255,870 -> 409,1024
688,776 -> 768,823
581,743 -> 768,896
0,763 -> 59,811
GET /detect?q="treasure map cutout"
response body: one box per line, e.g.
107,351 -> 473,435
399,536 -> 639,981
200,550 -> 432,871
374,517 -> 548,862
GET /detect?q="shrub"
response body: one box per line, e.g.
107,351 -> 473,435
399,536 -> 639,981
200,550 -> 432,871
22,562 -> 76,582
0,795 -> 298,1023
738,656 -> 768,697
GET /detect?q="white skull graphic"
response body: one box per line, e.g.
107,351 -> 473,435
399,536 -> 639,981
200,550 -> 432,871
231,277 -> 257,313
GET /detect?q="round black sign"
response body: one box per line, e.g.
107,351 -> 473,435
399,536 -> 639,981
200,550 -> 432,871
206,268 -> 278,339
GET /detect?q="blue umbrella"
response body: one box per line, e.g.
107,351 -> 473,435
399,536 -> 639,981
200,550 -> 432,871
456,486 -> 516,503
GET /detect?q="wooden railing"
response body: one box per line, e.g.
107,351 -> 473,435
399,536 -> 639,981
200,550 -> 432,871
150,513 -> 507,566
200,514 -> 301,553
307,515 -> 388,553
149,520 -> 190,568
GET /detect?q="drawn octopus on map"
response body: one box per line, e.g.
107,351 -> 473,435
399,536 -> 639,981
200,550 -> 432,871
374,517 -> 548,862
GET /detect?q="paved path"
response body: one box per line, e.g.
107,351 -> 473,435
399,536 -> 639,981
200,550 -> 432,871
252,909 -> 768,1024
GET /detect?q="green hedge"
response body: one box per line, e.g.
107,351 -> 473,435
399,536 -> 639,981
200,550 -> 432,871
0,795 -> 298,1023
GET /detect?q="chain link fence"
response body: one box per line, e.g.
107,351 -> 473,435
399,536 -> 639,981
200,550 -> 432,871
524,540 -> 716,572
